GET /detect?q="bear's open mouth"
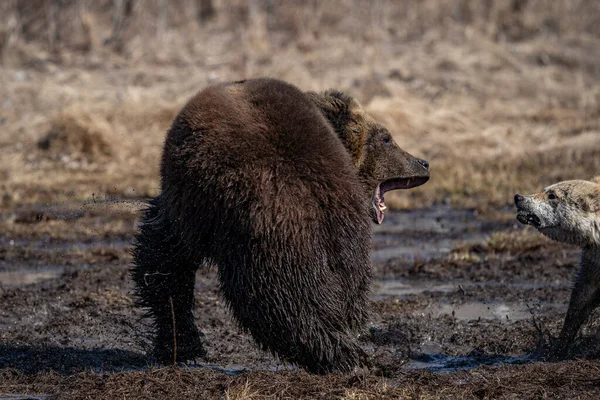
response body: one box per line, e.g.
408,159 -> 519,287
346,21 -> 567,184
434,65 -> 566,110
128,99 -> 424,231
373,176 -> 429,224
516,210 -> 542,228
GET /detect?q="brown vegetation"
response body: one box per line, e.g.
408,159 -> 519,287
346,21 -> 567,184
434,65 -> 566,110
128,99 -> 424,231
1,0 -> 599,211
3,361 -> 600,400
37,108 -> 113,162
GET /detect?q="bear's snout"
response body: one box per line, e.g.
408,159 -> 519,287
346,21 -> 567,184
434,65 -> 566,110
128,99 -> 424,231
416,158 -> 429,170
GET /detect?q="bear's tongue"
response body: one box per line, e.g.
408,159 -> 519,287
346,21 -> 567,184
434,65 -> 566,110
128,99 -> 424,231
373,177 -> 428,224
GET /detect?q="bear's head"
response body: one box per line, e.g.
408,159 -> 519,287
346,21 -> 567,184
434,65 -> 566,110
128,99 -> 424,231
307,90 -> 430,224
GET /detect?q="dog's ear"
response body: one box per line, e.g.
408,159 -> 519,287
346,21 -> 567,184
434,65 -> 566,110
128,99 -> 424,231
592,197 -> 600,213
590,179 -> 600,212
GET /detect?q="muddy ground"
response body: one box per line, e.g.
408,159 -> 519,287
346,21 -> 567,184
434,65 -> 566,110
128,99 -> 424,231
1,202 -> 600,399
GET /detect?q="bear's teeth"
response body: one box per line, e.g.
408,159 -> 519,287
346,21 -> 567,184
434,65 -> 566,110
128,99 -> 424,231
379,204 -> 387,211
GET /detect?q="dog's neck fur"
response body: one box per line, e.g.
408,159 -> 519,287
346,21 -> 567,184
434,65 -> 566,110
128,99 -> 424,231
581,245 -> 600,274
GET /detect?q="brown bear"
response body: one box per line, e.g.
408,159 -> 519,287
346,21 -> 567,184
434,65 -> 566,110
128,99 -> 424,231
131,78 -> 429,373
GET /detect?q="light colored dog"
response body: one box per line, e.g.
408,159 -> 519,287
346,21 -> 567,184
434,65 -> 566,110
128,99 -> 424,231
515,177 -> 600,357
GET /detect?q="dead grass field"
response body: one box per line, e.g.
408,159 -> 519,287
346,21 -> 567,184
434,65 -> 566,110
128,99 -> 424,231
1,0 -> 599,211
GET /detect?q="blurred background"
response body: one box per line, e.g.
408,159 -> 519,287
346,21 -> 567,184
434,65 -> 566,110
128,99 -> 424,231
1,0 -> 599,211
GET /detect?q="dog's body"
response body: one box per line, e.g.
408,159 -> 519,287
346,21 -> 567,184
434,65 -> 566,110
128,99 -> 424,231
515,179 -> 600,357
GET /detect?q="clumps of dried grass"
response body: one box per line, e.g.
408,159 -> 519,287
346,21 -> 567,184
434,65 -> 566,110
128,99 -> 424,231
37,108 -> 113,163
452,230 -> 552,258
2,362 -> 600,400
1,0 -> 599,212
224,380 -> 262,400
2,98 -> 178,206
484,230 -> 551,253
420,139 -> 600,210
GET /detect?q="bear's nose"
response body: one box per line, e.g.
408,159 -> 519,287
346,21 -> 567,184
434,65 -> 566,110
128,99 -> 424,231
416,158 -> 429,170
514,194 -> 525,204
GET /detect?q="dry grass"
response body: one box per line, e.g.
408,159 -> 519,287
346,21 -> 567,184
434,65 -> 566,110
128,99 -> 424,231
2,361 -> 600,399
1,0 -> 599,213
451,229 -> 554,258
225,380 -> 263,400
484,230 -> 553,253
37,108 -> 114,162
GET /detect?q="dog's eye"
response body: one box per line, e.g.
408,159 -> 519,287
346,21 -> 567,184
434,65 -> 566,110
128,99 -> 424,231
547,192 -> 558,200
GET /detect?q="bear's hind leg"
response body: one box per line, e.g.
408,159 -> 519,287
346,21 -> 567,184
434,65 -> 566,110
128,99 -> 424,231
219,261 -> 369,373
131,198 -> 206,364
288,327 -> 370,374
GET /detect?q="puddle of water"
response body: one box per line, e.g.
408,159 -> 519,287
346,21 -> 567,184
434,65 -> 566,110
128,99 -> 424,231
0,267 -> 64,287
198,364 -> 248,375
408,351 -> 530,373
187,363 -> 250,375
0,238 -> 130,252
373,280 -> 458,299
371,238 -> 465,263
374,207 -> 479,235
374,279 -> 563,322
187,363 -> 296,375
0,199 -> 146,222
430,302 -> 531,322
0,238 -> 128,288
373,279 -> 570,300
371,208 -> 489,263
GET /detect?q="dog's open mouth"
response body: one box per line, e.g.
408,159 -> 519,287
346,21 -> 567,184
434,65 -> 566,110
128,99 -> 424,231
373,176 -> 429,224
516,209 -> 542,228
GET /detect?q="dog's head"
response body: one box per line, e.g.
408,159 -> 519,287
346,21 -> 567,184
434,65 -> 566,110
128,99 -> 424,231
514,179 -> 600,246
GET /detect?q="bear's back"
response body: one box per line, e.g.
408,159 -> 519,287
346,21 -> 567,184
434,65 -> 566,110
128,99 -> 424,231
160,79 -> 370,259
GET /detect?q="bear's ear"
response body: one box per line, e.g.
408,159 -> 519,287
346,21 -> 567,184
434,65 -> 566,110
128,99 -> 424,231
305,90 -> 353,122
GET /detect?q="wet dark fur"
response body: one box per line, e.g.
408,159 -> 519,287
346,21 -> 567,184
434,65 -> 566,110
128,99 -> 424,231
132,78 -> 425,373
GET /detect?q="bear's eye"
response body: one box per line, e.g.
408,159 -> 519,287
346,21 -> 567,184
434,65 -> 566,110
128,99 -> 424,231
547,192 -> 558,200
383,135 -> 392,145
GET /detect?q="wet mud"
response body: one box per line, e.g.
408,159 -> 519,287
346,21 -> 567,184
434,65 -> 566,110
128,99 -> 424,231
1,203 -> 600,399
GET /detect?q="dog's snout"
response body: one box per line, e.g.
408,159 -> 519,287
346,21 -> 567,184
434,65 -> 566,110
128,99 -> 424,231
416,158 -> 429,170
514,194 -> 525,205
